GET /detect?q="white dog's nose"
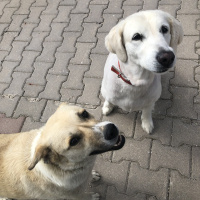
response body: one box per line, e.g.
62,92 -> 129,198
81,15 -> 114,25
103,123 -> 119,140
156,50 -> 175,68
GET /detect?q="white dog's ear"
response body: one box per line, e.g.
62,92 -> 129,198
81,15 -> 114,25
168,15 -> 184,53
105,20 -> 127,62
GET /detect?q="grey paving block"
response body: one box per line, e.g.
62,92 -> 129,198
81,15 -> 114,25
102,111 -> 136,137
90,0 -> 108,4
123,0 -> 143,5
158,4 -> 180,17
71,0 -> 90,14
143,0 -> 159,10
0,83 -> 8,94
15,0 -> 35,15
134,117 -> 173,145
77,77 -> 101,106
39,74 -> 66,100
14,97 -> 46,121
53,6 -> 73,23
192,147 -> 200,180
42,0 -> 60,15
112,138 -> 151,168
60,0 -> 76,6
177,0 -> 200,14
127,162 -> 169,200
170,60 -> 198,87
62,64 -> 89,89
104,0 -> 123,14
161,72 -> 173,99
167,86 -> 197,119
92,32 -> 108,54
60,88 -> 82,103
5,0 -> 20,8
23,84 -> 44,98
0,51 -> 9,64
172,119 -> 200,147
24,7 -> 45,24
32,0 -> 47,7
154,99 -> 172,116
159,0 -> 181,4
0,7 -> 17,23
21,117 -> 44,132
150,140 -> 190,177
4,72 -> 30,96
0,32 -> 18,51
123,5 -> 143,18
169,171 -> 200,200
0,1 -> 9,15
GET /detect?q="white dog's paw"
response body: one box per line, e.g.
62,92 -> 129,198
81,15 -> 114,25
102,101 -> 114,115
92,170 -> 101,182
141,120 -> 154,134
92,193 -> 100,200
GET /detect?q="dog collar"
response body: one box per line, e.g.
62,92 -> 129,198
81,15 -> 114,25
111,61 -> 132,85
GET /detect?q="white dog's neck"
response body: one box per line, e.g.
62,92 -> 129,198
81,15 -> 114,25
119,60 -> 155,86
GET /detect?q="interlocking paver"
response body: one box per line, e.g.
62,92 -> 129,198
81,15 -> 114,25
53,6 -> 73,23
71,0 -> 90,14
192,146 -> 200,179
21,117 -> 44,132
42,0 -> 61,15
0,32 -> 18,51
24,7 -> 45,24
158,4 -> 180,17
177,0 -> 200,14
161,72 -> 173,99
32,0 -> 47,7
60,88 -> 82,103
15,0 -> 35,14
0,7 -> 17,23
0,83 -> 8,94
0,1 -> 9,15
143,0 -> 159,10
104,0 -> 123,14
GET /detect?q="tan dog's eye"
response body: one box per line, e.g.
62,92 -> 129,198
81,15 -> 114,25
132,33 -> 143,41
78,110 -> 90,119
160,25 -> 168,34
70,136 -> 81,146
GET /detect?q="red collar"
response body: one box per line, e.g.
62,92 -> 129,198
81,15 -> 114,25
111,61 -> 132,85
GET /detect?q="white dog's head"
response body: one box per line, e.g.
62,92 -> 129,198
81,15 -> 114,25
105,10 -> 183,73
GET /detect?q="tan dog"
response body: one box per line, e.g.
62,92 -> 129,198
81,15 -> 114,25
0,103 -> 125,200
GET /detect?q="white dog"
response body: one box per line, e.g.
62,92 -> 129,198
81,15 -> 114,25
101,10 -> 183,134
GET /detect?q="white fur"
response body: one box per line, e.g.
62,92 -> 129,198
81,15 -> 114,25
101,10 -> 183,134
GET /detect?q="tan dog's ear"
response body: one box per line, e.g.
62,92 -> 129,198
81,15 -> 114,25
105,20 -> 127,63
169,15 -> 184,53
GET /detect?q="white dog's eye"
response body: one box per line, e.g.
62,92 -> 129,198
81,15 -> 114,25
132,33 -> 143,41
160,25 -> 168,34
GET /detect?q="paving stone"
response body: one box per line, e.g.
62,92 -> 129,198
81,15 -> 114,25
106,186 -> 146,200
48,52 -> 73,75
176,36 -> 199,60
134,117 -> 173,146
127,162 -> 168,199
159,0 -> 181,4
53,6 -> 73,23
158,5 -> 180,17
78,23 -> 100,43
0,61 -> 19,83
45,23 -> 67,42
62,64 -> 89,89
122,5 -> 143,18
154,99 -> 172,116
177,0 -> 200,14
0,51 -> 9,64
15,23 -> 38,42
4,72 -> 30,96
0,83 -> 8,94
14,51 -> 40,73
192,147 -> 200,180
123,0 -> 143,5
15,0 -> 35,15
60,88 -> 82,103
0,95 -> 19,117
170,60 -> 198,87
150,140 -> 190,177
86,106 -> 102,121
102,111 -> 136,137
0,32 -> 18,51
23,84 -> 44,98
90,0 -> 108,4
32,0 -> 47,7
7,14 -> 28,32
24,6 -> 45,24
0,24 -> 9,37
194,75 -> 200,103
21,117 -> 45,132
41,100 -> 58,122
60,0 -> 76,6
104,0 -> 123,14
71,0 -> 90,14
85,54 -> 107,78
169,171 -> 200,200
196,40 -> 200,56
34,14 -> 56,32
161,72 -> 173,99
36,41 -> 61,63
70,43 -> 95,65
57,32 -> 81,53
84,4 -> 106,23
0,114 -> 25,134
0,7 -> 17,23
167,86 -> 197,119
14,97 -> 46,121
42,0 -> 60,15
92,33 -> 108,55
5,41 -> 28,62
143,0 -> 159,10
0,1 -> 9,15
25,32 -> 49,52
65,14 -> 87,32
177,15 -> 199,36
26,62 -> 53,86
39,74 -> 66,100
94,156 -> 129,193
112,138 -> 151,168
98,14 -> 121,33
172,119 -> 200,147
5,0 -> 20,8
77,77 -> 101,106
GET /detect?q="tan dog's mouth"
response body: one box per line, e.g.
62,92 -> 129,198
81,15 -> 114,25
90,135 -> 125,156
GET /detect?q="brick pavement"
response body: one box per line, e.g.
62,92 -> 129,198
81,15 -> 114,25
0,0 -> 199,199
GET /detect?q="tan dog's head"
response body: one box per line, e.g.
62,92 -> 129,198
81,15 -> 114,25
28,103 -> 125,170
105,10 -> 183,73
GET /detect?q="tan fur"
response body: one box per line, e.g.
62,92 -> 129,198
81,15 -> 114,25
0,103 -> 113,200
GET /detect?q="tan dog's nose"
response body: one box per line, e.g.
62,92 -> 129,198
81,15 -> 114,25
103,123 -> 119,140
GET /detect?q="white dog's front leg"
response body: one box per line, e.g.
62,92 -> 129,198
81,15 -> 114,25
141,104 -> 154,134
102,100 -> 114,115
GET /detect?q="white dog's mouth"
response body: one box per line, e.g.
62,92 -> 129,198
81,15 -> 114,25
90,135 -> 125,156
